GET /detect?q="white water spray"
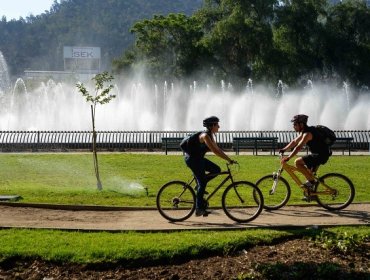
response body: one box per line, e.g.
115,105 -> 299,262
0,48 -> 369,131
0,77 -> 369,131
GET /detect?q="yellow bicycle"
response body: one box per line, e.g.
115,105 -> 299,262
256,154 -> 355,211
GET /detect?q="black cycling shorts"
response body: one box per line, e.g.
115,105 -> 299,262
302,153 -> 329,170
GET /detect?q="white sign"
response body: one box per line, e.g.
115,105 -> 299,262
63,46 -> 101,59
63,46 -> 101,71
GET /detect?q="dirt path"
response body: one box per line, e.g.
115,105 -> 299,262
0,203 -> 368,231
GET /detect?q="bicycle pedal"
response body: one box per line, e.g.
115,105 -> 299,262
304,194 -> 318,202
302,189 -> 311,197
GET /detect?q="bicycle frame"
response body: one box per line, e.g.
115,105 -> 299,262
186,164 -> 235,203
279,159 -> 337,196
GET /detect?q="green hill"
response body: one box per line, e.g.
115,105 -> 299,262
0,0 -> 202,77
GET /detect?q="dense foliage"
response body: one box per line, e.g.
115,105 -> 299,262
1,0 -> 370,88
0,0 -> 202,76
114,0 -> 370,88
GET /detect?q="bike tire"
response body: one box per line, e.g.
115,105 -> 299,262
222,181 -> 264,223
315,173 -> 355,211
156,181 -> 196,222
255,175 -> 291,210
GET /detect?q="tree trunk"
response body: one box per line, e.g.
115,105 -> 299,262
91,105 -> 102,190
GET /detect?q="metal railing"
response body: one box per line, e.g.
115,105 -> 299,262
0,130 -> 369,152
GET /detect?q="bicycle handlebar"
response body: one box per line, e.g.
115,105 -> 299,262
226,161 -> 240,174
227,160 -> 238,166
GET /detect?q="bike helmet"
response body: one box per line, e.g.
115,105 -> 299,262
203,116 -> 219,127
291,114 -> 308,124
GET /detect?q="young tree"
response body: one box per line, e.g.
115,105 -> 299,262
76,72 -> 116,190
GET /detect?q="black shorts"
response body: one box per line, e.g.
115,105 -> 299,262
302,153 -> 329,170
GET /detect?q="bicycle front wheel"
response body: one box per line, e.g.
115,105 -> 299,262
256,175 -> 291,210
222,181 -> 263,223
315,173 -> 355,211
156,181 -> 196,222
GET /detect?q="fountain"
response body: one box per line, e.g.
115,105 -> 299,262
0,53 -> 369,131
342,81 -> 351,112
12,78 -> 28,95
0,51 -> 11,95
246,78 -> 253,95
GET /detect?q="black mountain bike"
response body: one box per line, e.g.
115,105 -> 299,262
156,163 -> 264,223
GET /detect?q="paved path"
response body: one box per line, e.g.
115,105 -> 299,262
0,203 -> 368,231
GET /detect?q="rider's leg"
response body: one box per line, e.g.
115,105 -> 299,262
295,156 -> 317,201
203,158 -> 221,183
294,157 -> 315,182
185,157 -> 208,210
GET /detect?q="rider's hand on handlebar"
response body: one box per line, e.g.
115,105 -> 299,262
229,159 -> 238,165
280,155 -> 290,164
279,149 -> 285,155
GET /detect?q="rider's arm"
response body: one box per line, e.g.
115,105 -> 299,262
283,132 -> 312,161
201,133 -> 234,163
280,136 -> 300,152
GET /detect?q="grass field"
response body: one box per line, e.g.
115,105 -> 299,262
0,153 -> 368,267
0,153 -> 368,206
0,226 -> 368,264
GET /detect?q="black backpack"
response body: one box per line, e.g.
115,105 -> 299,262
180,132 -> 202,155
315,125 -> 336,146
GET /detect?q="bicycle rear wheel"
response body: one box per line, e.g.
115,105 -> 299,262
255,175 -> 291,210
156,181 -> 196,222
315,173 -> 355,211
222,181 -> 263,223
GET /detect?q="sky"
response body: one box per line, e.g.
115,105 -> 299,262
1,0 -> 56,20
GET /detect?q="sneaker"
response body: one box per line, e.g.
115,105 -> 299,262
301,180 -> 318,201
302,180 -> 314,190
195,208 -> 210,217
301,196 -> 312,202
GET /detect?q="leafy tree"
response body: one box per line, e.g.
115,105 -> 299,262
116,0 -> 278,87
324,0 -> 370,86
271,0 -> 328,85
194,0 -> 277,86
4,0 -> 370,88
114,13 -> 204,81
76,72 -> 116,190
114,0 -> 370,88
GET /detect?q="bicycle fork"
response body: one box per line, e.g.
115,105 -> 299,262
270,168 -> 283,195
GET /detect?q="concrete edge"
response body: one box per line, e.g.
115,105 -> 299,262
0,201 -> 157,211
0,223 -> 368,233
0,201 -> 369,211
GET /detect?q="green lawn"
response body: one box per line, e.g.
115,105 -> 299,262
0,153 -> 368,267
0,153 -> 368,206
0,226 -> 368,264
